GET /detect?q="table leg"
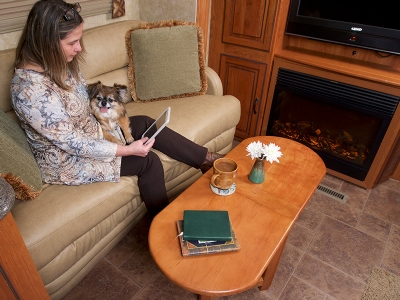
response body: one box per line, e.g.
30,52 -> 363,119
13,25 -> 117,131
259,236 -> 288,291
198,236 -> 288,299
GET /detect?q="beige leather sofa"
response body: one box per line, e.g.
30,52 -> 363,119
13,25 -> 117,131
0,20 -> 240,299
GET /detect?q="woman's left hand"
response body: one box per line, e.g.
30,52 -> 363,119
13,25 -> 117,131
116,137 -> 155,157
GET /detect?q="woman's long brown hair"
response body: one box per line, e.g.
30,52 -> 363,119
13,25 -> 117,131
15,0 -> 85,90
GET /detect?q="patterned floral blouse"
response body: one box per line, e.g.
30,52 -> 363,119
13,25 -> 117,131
11,69 -> 121,185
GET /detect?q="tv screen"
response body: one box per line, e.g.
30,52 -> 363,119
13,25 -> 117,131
286,0 -> 400,55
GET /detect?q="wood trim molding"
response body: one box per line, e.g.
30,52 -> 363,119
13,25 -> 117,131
196,0 -> 211,63
0,213 -> 49,299
392,163 -> 400,180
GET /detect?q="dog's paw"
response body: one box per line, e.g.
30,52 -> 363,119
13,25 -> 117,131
125,136 -> 134,144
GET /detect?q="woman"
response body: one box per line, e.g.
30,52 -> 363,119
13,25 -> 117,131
11,0 -> 223,215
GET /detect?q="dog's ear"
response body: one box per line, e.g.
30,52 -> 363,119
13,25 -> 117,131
114,83 -> 128,103
87,81 -> 102,99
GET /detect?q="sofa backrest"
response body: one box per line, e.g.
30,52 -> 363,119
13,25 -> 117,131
80,20 -> 144,80
0,20 -> 145,117
0,49 -> 15,116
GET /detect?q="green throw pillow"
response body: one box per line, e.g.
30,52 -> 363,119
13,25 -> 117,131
0,110 -> 42,200
125,20 -> 207,102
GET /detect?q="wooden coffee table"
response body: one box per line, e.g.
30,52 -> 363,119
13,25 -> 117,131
148,136 -> 326,299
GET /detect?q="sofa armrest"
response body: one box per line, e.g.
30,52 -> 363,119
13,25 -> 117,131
205,67 -> 223,96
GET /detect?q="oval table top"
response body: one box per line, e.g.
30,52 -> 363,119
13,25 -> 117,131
149,136 -> 326,298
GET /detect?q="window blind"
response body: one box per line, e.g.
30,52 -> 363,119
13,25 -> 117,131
0,0 -> 112,34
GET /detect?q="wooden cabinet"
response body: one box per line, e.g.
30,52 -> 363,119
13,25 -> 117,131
209,0 -> 278,140
208,0 -> 400,187
221,0 -> 276,52
219,55 -> 267,139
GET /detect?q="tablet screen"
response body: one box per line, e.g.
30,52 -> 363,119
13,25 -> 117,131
142,107 -> 171,145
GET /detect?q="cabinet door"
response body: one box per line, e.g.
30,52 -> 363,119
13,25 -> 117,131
220,55 -> 267,139
222,0 -> 277,51
209,0 -> 277,139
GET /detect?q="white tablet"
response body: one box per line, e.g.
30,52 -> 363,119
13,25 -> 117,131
142,107 -> 171,145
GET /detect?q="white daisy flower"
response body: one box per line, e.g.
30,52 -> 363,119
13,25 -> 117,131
246,141 -> 264,160
262,142 -> 282,163
246,141 -> 282,163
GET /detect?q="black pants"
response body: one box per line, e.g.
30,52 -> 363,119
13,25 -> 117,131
120,115 -> 208,215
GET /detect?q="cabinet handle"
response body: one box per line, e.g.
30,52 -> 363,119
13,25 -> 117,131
253,98 -> 259,114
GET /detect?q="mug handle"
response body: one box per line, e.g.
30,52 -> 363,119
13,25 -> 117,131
211,174 -> 222,189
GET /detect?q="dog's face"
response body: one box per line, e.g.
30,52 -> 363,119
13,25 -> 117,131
87,81 -> 128,117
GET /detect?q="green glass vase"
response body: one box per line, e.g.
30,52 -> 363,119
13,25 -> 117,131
248,158 -> 265,184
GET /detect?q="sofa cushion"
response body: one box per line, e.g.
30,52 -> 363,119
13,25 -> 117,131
125,94 -> 241,146
125,20 -> 207,102
11,176 -> 142,293
0,110 -> 42,200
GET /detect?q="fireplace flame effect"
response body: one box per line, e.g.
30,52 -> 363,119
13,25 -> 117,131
272,121 -> 368,164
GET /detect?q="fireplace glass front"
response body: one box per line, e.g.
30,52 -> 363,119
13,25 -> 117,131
267,69 -> 399,181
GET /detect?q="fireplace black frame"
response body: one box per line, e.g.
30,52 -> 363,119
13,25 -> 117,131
266,68 -> 400,181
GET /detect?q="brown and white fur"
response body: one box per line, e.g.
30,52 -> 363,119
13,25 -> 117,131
88,81 -> 134,145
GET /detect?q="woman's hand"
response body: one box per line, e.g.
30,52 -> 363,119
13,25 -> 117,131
116,137 -> 155,157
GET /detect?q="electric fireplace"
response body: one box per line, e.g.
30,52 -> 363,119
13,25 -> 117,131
266,68 -> 400,181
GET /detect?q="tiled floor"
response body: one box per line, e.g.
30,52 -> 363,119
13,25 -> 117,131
63,168 -> 400,299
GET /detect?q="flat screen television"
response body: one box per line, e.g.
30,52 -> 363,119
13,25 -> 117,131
285,0 -> 400,55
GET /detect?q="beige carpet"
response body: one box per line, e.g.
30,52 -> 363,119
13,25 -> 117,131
362,267 -> 400,300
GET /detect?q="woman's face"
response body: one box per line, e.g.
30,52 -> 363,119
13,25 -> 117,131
61,23 -> 84,62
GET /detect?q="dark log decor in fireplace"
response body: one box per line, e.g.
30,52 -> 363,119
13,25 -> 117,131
266,68 -> 400,181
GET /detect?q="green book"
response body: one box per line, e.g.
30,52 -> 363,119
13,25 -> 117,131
183,210 -> 232,242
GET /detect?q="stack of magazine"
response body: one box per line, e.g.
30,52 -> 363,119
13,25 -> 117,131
176,210 -> 240,257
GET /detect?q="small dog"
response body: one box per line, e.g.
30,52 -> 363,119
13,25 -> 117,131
88,81 -> 134,145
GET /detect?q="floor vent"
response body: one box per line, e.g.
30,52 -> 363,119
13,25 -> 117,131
316,184 -> 348,203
